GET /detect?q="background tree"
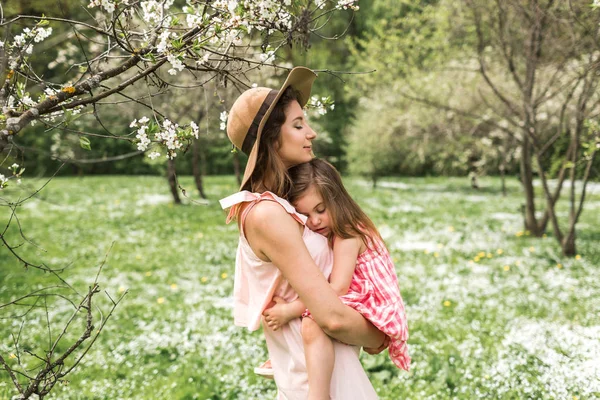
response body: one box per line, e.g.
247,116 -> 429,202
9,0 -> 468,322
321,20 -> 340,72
0,1 -> 359,398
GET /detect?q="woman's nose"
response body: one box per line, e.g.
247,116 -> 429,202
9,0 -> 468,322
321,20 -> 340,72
306,124 -> 317,140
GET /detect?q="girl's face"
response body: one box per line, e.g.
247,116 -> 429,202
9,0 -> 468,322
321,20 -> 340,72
277,100 -> 317,168
293,185 -> 331,237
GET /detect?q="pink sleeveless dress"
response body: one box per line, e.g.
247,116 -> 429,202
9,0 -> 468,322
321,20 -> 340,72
220,191 -> 378,400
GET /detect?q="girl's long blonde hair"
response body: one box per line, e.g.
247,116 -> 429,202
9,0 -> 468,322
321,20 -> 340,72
287,159 -> 383,249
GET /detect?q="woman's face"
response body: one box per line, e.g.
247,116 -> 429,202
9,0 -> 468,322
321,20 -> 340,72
277,100 -> 317,168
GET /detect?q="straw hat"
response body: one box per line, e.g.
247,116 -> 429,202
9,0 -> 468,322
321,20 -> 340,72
226,66 -> 318,190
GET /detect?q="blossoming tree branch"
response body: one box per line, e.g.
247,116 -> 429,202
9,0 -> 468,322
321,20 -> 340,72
0,0 -> 356,161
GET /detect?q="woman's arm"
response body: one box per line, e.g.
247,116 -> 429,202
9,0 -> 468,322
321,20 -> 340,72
245,201 -> 385,348
329,237 -> 361,296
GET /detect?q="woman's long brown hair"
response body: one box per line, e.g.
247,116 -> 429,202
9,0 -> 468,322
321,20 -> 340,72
288,159 -> 383,249
243,86 -> 302,197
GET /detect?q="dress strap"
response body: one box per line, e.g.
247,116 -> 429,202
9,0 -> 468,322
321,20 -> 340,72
219,191 -> 307,226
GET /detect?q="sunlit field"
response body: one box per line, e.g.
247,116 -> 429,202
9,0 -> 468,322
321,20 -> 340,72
1,175 -> 599,399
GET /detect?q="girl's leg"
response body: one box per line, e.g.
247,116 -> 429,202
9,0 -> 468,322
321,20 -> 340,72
302,317 -> 334,400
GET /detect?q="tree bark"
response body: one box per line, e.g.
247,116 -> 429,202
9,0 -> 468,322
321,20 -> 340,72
192,109 -> 207,199
167,158 -> 181,204
500,166 -> 507,197
233,150 -> 241,187
192,137 -> 207,199
519,133 -> 540,235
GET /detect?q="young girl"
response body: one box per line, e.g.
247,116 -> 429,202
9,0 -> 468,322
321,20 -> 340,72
261,158 -> 410,398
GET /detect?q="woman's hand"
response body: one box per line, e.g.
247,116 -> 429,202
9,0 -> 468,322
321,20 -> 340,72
363,335 -> 390,355
262,297 -> 297,331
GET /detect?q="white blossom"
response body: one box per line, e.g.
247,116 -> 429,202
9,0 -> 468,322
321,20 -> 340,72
259,50 -> 275,63
219,111 -> 228,131
34,27 -> 52,43
21,95 -> 36,107
167,54 -> 185,75
190,121 -> 199,139
148,151 -> 161,160
0,174 -> 8,189
89,0 -> 116,13
156,31 -> 172,54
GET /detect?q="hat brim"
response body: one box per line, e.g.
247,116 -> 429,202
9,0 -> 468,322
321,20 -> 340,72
240,67 -> 317,191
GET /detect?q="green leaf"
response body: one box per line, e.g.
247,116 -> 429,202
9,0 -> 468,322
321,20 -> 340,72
80,136 -> 91,151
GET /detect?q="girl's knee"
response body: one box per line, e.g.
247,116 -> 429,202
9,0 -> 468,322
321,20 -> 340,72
302,317 -> 324,344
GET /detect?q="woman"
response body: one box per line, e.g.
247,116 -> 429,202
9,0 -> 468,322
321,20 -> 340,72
220,67 -> 388,399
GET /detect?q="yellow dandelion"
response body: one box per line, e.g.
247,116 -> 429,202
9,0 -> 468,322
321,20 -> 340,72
485,375 -> 490,380
468,260 -> 474,266
515,231 -> 524,237
486,253 -> 492,258
196,232 -> 204,239
221,272 -> 228,279
515,260 -> 521,266
145,271 -> 152,277
477,251 -> 486,258
557,263 -> 563,269
201,277 -> 208,283
9,353 -> 16,359
433,252 -> 439,258
135,254 -> 142,260
447,226 -> 455,232
503,265 -> 510,272
170,283 -> 177,290
575,254 -> 581,260
496,249 -> 503,255
529,246 -> 535,252
573,396 -> 578,400
437,243 -> 444,249
443,300 -> 451,307
424,249 -> 430,254
118,286 -> 126,293
157,297 -> 165,304
474,256 -> 481,262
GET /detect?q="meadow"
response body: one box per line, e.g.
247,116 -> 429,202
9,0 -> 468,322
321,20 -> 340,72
1,175 -> 599,400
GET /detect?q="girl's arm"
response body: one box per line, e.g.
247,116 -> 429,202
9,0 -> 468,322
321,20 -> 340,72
264,236 -> 360,328
245,201 -> 385,348
329,237 -> 361,296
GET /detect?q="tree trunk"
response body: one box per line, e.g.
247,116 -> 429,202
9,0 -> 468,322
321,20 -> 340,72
562,231 -> 576,257
233,150 -> 241,187
500,166 -> 507,197
192,138 -> 207,199
167,158 -> 181,204
519,133 -> 541,235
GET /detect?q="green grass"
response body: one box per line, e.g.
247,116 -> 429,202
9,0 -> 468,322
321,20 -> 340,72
1,175 -> 599,399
